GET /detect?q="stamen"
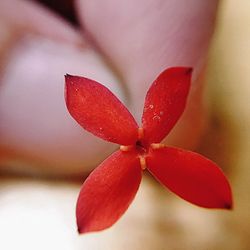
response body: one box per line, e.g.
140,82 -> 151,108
151,143 -> 165,149
139,156 -> 147,170
138,127 -> 144,140
120,145 -> 133,151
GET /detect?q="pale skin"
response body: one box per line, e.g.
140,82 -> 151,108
0,0 -> 219,176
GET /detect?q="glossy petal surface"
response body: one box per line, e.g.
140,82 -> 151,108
142,67 -> 192,143
147,147 -> 232,209
76,150 -> 142,233
65,75 -> 138,145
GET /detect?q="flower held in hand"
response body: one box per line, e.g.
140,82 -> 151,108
65,67 -> 232,234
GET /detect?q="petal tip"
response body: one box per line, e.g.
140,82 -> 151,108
77,225 -> 106,235
185,67 -> 193,75
224,201 -> 233,210
175,66 -> 193,75
77,225 -> 87,234
77,226 -> 82,234
65,73 -> 71,78
168,66 -> 193,75
65,73 -> 75,81
77,221 -> 91,234
76,220 -> 109,234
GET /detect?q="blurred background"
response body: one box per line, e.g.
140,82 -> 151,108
0,0 -> 249,249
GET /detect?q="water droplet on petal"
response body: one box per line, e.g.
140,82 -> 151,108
153,115 -> 161,121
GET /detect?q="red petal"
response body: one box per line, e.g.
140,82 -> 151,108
76,150 -> 142,233
142,67 -> 192,144
65,75 -> 138,145
147,147 -> 232,209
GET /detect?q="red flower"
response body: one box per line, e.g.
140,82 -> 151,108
65,67 -> 232,234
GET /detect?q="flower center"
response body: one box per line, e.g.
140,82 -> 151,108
135,140 -> 147,155
120,128 -> 164,170
120,128 -> 148,155
119,140 -> 148,155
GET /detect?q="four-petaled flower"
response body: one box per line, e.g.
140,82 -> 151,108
65,67 -> 232,234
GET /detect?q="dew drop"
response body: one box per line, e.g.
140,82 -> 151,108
153,115 -> 161,121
